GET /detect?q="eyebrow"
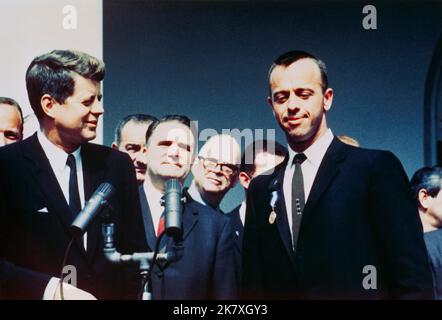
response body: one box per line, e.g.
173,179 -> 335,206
178,142 -> 191,152
295,88 -> 314,94
82,93 -> 102,102
124,143 -> 142,148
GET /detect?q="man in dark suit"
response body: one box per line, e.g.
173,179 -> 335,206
139,115 -> 237,299
411,166 -> 442,299
241,50 -> 434,299
0,50 -> 146,299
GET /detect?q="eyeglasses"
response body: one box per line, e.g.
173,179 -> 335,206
199,156 -> 239,176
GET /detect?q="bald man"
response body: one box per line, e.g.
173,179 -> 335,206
188,134 -> 241,212
0,97 -> 23,147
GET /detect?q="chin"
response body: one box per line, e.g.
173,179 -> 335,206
159,170 -> 185,180
136,173 -> 146,183
81,132 -> 97,142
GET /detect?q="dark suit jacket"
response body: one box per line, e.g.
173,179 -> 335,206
227,205 -> 243,285
242,137 -> 434,299
139,186 -> 237,300
0,134 -> 146,299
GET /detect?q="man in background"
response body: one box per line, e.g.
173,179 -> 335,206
411,166 -> 442,299
188,134 -> 241,212
229,139 -> 287,283
0,97 -> 23,147
112,114 -> 158,185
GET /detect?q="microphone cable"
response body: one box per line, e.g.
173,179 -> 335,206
138,230 -> 167,300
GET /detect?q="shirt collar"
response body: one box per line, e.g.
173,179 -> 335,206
37,130 -> 81,174
287,128 -> 334,168
143,175 -> 165,208
188,180 -> 222,212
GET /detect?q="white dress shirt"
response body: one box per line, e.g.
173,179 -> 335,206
37,131 -> 85,210
283,129 -> 334,236
143,176 -> 165,235
37,131 -> 86,299
238,200 -> 246,227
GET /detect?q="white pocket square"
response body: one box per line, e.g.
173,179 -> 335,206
37,207 -> 49,213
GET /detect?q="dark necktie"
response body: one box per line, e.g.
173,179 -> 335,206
66,154 -> 81,218
291,153 -> 307,253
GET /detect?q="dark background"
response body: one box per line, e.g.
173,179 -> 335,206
103,0 -> 442,211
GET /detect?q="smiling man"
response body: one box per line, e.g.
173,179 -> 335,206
188,134 -> 241,212
242,50 -> 433,299
140,115 -> 237,299
0,50 -> 146,300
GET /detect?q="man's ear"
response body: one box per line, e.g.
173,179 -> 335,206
418,189 -> 431,210
40,94 -> 57,119
323,88 -> 334,112
267,96 -> 273,107
239,172 -> 252,190
267,96 -> 277,117
111,142 -> 118,150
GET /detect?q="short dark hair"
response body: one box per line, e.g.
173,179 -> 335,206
410,166 -> 442,199
145,114 -> 195,146
268,50 -> 329,94
114,114 -> 158,145
0,97 -> 24,130
240,139 -> 288,176
26,49 -> 105,121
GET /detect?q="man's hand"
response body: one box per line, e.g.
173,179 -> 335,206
53,282 -> 97,300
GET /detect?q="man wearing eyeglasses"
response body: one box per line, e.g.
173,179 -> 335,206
188,134 -> 241,212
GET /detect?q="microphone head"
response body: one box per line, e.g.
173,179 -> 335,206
96,182 -> 116,201
70,182 -> 116,236
164,178 -> 183,239
165,178 -> 181,193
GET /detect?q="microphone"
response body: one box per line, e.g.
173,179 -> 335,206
70,182 -> 116,236
163,179 -> 183,239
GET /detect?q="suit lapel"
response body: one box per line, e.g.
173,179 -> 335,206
81,144 -> 104,262
301,138 -> 346,231
182,190 -> 199,240
271,168 -> 296,267
23,134 -> 88,260
139,185 -> 157,250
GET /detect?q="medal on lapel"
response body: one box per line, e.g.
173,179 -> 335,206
268,190 -> 278,224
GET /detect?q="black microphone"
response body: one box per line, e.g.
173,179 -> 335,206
164,179 -> 183,239
70,182 -> 116,236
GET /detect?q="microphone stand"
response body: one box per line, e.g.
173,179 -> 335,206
102,221 -> 183,300
102,179 -> 186,300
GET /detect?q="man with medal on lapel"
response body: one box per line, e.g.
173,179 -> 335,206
241,50 -> 433,299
